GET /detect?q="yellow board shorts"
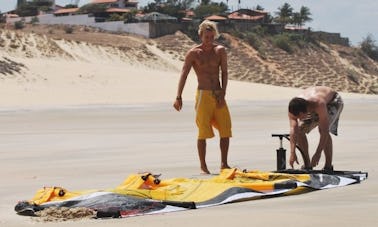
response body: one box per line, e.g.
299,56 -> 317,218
195,90 -> 232,139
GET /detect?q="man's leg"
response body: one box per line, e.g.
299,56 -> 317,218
220,137 -> 230,169
296,132 -> 311,168
323,134 -> 333,169
197,139 -> 210,174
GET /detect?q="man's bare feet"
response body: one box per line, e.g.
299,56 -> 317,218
201,166 -> 210,174
221,164 -> 231,169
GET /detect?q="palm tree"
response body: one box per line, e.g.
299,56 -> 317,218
298,6 -> 312,26
255,4 -> 264,11
274,2 -> 293,25
292,12 -> 301,27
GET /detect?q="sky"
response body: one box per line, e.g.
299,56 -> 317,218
1,0 -> 377,46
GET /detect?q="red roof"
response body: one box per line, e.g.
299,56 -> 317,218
6,13 -> 19,18
228,12 -> 265,21
206,15 -> 227,21
285,25 -> 307,30
181,17 -> 193,21
91,0 -> 138,3
91,0 -> 118,3
251,9 -> 268,15
106,8 -> 131,13
54,8 -> 79,14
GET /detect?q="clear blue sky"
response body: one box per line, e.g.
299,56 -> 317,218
1,0 -> 377,46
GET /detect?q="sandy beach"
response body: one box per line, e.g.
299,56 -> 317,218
1,29 -> 378,226
1,81 -> 377,227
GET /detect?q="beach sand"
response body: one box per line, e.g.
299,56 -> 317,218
1,31 -> 377,226
1,81 -> 377,226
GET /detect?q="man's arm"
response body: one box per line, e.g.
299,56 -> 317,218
289,114 -> 299,168
220,46 -> 228,91
218,46 -> 228,107
173,50 -> 194,111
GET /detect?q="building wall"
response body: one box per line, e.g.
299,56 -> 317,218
148,21 -> 182,38
311,31 -> 350,46
6,14 -> 151,38
39,14 -> 94,25
6,13 -> 349,45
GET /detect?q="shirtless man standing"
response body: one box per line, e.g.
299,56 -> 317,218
173,20 -> 232,174
288,86 -> 344,171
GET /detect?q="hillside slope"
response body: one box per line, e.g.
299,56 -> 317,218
155,30 -> 378,94
1,25 -> 378,94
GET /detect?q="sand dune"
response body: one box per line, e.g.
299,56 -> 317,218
1,29 -> 376,109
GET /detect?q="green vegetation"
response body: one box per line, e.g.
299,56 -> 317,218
142,0 -> 227,20
143,0 -> 195,20
274,2 -> 312,27
14,20 -> 25,29
0,12 -> 6,24
16,0 -> 52,17
183,23 -> 200,42
30,16 -> 39,25
274,2 -> 293,25
64,4 -> 78,9
193,1 -> 228,19
272,33 -> 293,53
360,34 -> 378,61
108,13 -> 124,22
346,68 -> 360,85
79,3 -> 107,14
64,25 -> 74,34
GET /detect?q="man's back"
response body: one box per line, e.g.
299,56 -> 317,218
298,86 -> 336,106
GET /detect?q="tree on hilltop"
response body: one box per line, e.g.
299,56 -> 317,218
16,0 -> 53,17
254,4 -> 264,11
297,6 -> 312,26
360,34 -> 378,61
17,0 -> 26,8
0,12 -> 6,24
194,0 -> 228,19
274,2 -> 293,25
143,0 -> 196,20
143,0 -> 228,20
274,3 -> 312,27
65,4 -> 79,9
79,3 -> 107,14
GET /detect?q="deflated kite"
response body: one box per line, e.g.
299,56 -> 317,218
15,168 -> 367,219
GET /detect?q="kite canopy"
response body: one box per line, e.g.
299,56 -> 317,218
15,168 -> 367,219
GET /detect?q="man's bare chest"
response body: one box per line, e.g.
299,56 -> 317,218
195,51 -> 220,67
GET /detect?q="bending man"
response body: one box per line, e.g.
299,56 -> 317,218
288,86 -> 343,171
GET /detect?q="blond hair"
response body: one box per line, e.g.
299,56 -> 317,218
198,20 -> 220,39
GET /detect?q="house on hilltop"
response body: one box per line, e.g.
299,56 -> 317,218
204,9 -> 270,33
205,15 -> 227,22
137,12 -> 177,22
227,9 -> 269,23
88,0 -> 139,21
54,8 -> 80,17
91,0 -> 138,9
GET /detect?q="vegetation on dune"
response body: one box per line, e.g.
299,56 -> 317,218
360,34 -> 378,61
2,1 -> 377,94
